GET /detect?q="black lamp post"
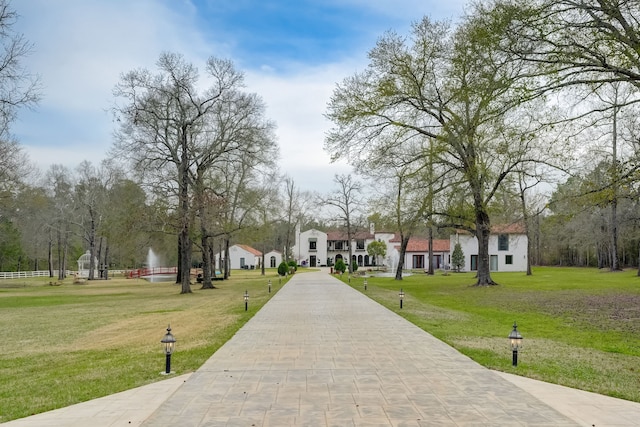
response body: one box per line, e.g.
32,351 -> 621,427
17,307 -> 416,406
160,325 -> 176,375
268,279 -> 272,293
399,289 -> 405,309
244,290 -> 249,311
508,322 -> 523,366
364,279 -> 367,291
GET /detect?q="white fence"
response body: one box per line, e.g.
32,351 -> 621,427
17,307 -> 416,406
0,271 -> 61,279
0,270 -> 128,280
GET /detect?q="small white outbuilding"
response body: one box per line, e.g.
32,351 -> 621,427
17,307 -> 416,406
77,250 -> 98,278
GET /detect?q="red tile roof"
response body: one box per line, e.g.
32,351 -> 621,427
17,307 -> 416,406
236,244 -> 262,256
398,238 -> 450,253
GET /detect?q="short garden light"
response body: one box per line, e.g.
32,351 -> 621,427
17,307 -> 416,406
268,279 -> 272,293
508,322 -> 523,366
364,279 -> 367,291
160,325 -> 176,375
399,288 -> 405,309
244,290 -> 249,311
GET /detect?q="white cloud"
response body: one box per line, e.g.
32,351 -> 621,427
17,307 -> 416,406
16,0 -> 209,111
12,0 -> 465,192
245,62 -> 360,193
14,0 -> 211,173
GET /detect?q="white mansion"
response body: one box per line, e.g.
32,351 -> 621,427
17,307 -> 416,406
292,223 -> 528,272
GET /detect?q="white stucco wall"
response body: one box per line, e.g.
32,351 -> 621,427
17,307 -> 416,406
227,245 -> 260,270
264,251 -> 283,268
293,229 -> 328,267
450,232 -> 528,272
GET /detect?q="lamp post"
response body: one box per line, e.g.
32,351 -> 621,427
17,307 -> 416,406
364,279 -> 367,291
508,322 -> 523,366
244,290 -> 249,311
160,325 -> 176,375
268,279 -> 272,293
399,289 -> 405,309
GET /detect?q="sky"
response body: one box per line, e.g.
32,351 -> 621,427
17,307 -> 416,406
12,0 -> 467,193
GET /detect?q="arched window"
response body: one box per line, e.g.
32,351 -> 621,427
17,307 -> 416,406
270,256 -> 276,268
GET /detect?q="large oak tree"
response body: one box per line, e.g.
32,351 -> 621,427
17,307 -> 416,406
113,53 -> 264,293
325,12 -> 548,285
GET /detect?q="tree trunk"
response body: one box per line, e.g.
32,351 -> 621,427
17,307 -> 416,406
178,129 -> 192,294
200,232 -> 214,289
224,238 -> 230,279
395,234 -> 410,280
475,208 -> 497,286
48,235 -> 53,278
427,225 -> 434,275
88,209 -> 96,280
103,241 -> 109,280
97,237 -> 103,279
62,235 -> 67,279
179,230 -> 192,293
57,227 -> 64,280
610,101 -> 620,271
176,237 -> 182,284
347,225 -> 354,274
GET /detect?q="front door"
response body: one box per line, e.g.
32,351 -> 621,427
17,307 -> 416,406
310,255 -> 316,267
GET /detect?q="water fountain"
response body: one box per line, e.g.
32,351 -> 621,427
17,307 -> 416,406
389,248 -> 399,273
147,248 -> 159,271
370,248 -> 411,277
142,248 -> 175,282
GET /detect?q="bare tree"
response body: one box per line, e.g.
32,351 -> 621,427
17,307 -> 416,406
0,0 -> 40,192
44,165 -> 74,280
195,116 -> 277,287
113,53 -> 247,294
320,174 -> 365,274
282,177 -> 313,262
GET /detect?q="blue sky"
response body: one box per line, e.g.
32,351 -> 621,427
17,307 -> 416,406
13,0 -> 466,192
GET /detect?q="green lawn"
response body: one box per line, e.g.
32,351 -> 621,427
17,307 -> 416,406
1,267 -> 639,422
345,267 -> 640,402
0,270 -> 289,423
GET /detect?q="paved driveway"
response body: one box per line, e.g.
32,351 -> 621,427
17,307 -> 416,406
142,271 -> 577,426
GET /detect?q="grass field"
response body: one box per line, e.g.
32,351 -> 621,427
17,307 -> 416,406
1,267 -> 639,422
343,267 -> 640,403
0,270 -> 289,423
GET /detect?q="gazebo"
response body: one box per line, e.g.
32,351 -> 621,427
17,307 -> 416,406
77,250 -> 98,278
